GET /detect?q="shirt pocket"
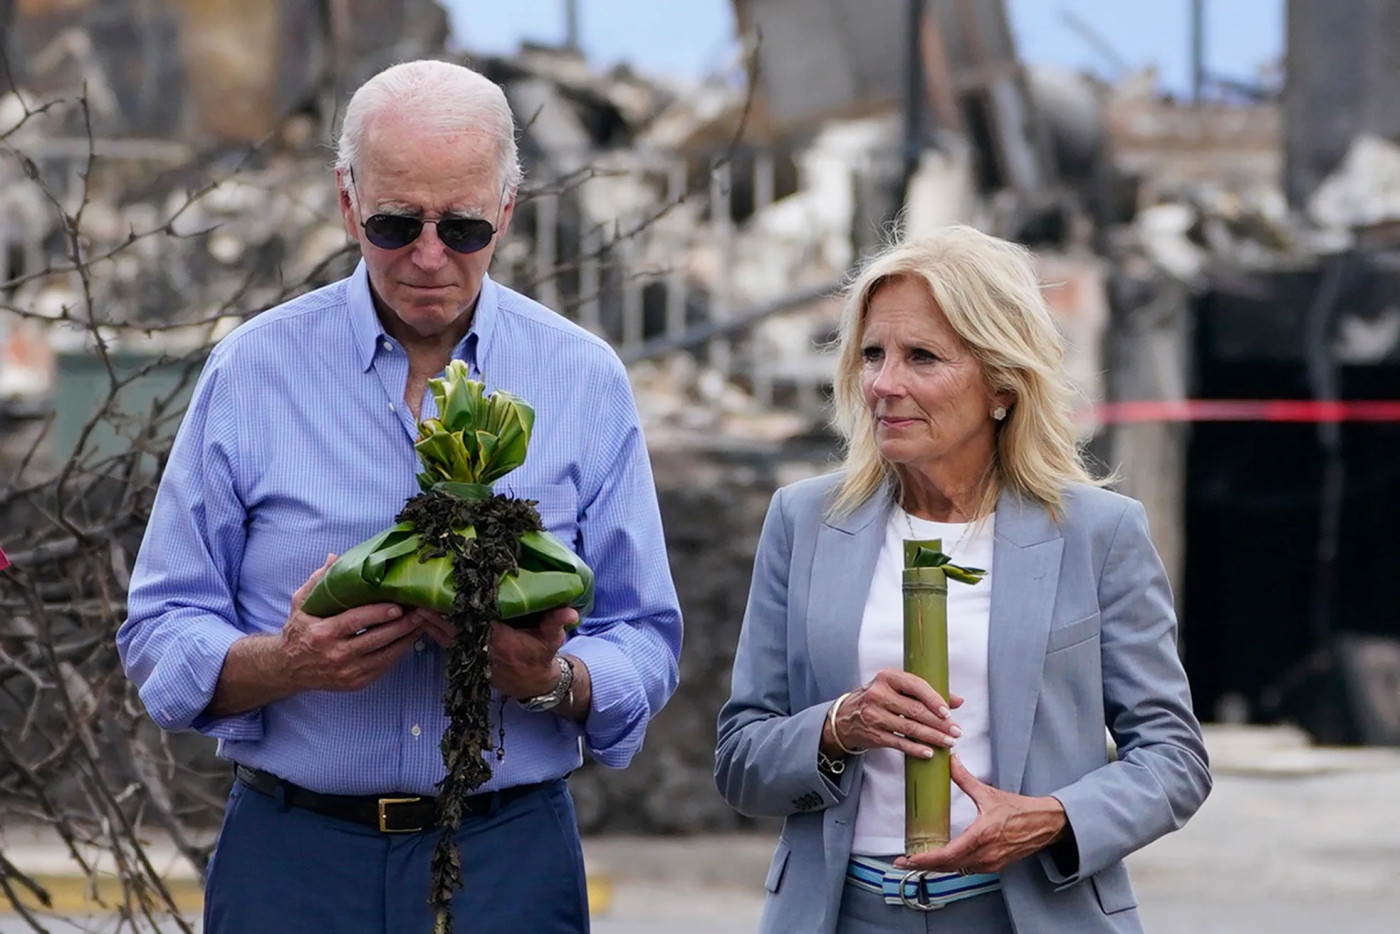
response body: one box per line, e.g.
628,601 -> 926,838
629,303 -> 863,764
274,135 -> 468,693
507,482 -> 580,549
1045,611 -> 1101,655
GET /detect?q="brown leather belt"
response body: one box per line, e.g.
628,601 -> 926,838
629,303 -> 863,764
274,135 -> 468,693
234,764 -> 552,833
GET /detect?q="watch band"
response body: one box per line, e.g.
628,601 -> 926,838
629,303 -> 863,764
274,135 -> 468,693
520,655 -> 574,713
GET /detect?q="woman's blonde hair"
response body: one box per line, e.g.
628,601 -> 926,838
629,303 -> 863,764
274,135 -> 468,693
829,225 -> 1102,519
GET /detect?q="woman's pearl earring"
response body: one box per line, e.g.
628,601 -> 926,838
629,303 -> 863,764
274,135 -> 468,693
993,406 -> 1007,421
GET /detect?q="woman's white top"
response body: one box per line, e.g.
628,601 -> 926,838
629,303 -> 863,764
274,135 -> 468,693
848,508 -> 996,857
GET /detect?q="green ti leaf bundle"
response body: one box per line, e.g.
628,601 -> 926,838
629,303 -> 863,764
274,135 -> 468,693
300,361 -> 593,621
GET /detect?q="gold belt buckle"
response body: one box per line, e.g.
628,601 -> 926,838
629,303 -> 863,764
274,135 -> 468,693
377,796 -> 424,833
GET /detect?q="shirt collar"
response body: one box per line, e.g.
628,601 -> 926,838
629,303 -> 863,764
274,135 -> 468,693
471,274 -> 499,378
346,261 -> 384,373
346,260 -> 499,376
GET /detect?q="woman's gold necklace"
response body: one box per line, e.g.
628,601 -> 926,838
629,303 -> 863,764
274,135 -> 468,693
902,506 -> 974,557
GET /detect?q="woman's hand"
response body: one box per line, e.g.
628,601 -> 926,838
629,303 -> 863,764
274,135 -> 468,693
894,754 -> 1070,874
823,668 -> 964,759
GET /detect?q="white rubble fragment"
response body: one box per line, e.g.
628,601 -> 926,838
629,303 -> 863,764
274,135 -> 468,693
1308,134 -> 1400,230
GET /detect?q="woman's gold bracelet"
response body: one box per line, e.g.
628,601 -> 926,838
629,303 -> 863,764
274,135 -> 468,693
826,691 -> 866,757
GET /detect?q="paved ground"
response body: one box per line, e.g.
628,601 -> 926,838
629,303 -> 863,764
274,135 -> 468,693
4,725 -> 1399,933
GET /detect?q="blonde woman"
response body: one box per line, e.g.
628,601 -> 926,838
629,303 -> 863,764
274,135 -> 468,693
715,227 -> 1210,933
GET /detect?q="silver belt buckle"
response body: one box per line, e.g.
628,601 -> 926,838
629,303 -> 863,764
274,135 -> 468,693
898,870 -> 945,911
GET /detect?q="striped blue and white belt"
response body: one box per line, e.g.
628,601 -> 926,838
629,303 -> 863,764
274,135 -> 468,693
846,856 -> 1002,911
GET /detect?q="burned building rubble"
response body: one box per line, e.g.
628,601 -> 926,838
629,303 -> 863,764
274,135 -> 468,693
1,0 -> 450,142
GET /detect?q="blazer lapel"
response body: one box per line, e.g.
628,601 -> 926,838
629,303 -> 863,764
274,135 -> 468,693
807,488 -> 889,699
987,490 -> 1064,794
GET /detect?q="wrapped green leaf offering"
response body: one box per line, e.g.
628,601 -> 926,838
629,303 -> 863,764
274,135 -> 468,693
301,361 -> 594,622
299,360 -> 595,934
902,539 -> 985,857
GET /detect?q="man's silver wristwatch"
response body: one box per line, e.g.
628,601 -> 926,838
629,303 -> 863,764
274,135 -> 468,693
519,655 -> 574,713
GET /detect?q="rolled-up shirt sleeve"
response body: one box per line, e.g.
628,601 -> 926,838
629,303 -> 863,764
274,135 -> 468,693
117,355 -> 262,740
564,362 -> 681,767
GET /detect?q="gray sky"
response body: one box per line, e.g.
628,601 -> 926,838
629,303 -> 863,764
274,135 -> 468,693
442,0 -> 1284,94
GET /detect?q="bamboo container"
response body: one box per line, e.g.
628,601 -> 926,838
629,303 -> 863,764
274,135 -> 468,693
902,538 -> 951,856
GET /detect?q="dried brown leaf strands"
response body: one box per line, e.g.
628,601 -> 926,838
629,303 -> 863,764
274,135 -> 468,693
397,489 -> 542,933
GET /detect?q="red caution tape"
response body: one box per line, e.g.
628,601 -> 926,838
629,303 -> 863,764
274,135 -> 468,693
1090,400 -> 1400,424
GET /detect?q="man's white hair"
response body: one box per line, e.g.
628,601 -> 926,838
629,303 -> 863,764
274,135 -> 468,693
334,59 -> 523,195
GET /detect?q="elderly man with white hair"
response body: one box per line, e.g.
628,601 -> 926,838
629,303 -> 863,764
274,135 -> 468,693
118,60 -> 682,933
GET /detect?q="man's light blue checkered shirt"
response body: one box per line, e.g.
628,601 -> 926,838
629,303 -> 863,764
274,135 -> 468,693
118,263 -> 682,796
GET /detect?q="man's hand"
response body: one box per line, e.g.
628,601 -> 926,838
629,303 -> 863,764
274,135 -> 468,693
275,555 -> 422,693
893,754 -> 1069,875
402,607 -> 455,648
489,606 -> 578,698
419,605 -> 592,721
205,555 -> 439,718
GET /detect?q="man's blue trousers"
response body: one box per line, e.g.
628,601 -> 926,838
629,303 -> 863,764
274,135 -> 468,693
203,776 -> 590,933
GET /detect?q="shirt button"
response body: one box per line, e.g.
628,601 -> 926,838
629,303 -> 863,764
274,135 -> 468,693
388,403 -> 395,412
414,639 -> 426,652
410,725 -> 422,737
382,340 -> 393,351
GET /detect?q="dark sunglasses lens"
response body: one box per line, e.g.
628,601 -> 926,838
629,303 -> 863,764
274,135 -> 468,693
437,218 -> 496,254
363,214 -> 423,250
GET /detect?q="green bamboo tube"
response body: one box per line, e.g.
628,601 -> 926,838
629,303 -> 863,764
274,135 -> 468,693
903,538 -> 950,857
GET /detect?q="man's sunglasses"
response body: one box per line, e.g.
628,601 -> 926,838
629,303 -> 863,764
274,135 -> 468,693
348,167 -> 503,255
360,213 -> 498,254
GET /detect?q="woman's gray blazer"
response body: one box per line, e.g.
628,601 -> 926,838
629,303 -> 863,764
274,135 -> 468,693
715,473 -> 1211,933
